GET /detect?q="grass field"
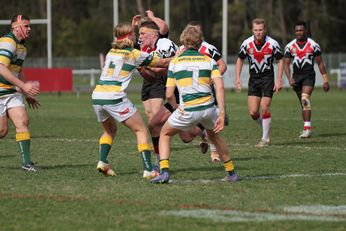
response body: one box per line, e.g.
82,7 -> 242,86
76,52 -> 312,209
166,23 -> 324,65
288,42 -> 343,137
0,89 -> 346,230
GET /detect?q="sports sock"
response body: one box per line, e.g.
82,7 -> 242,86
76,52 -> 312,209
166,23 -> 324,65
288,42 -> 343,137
16,132 -> 31,165
209,143 -> 217,152
159,159 -> 170,173
304,121 -> 311,130
223,160 -> 235,175
99,134 -> 113,163
262,112 -> 271,141
138,144 -> 153,171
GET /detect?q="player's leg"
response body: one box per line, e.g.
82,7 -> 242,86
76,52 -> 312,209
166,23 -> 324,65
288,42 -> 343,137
122,111 -> 157,179
150,121 -> 179,183
206,130 -> 238,183
96,117 -> 117,176
7,106 -> 37,171
248,95 -> 264,146
257,96 -> 272,147
0,115 -> 8,138
299,85 -> 314,138
147,103 -> 169,168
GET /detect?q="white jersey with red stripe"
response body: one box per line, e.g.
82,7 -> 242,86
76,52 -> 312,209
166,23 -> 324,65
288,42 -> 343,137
238,35 -> 283,77
179,41 -> 222,61
284,38 -> 321,75
141,38 -> 177,58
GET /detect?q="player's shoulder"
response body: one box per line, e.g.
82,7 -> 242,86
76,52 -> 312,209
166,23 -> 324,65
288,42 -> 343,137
241,36 -> 254,46
265,35 -> 279,44
307,38 -> 320,47
285,39 -> 296,48
156,38 -> 177,58
201,41 -> 217,50
0,32 -> 17,54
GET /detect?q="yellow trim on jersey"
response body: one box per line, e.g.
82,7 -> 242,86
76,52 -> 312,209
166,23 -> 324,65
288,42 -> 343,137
211,69 -> 222,79
94,85 -> 122,92
0,37 -> 16,46
198,77 -> 211,85
176,78 -> 192,87
0,83 -> 14,89
184,95 -> 213,107
166,77 -> 176,87
0,56 -> 10,66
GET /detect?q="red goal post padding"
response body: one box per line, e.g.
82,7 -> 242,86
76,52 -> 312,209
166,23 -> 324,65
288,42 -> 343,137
23,68 -> 73,92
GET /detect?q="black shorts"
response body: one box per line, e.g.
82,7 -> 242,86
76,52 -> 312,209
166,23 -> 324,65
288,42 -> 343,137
248,74 -> 274,98
292,73 -> 315,92
141,76 -> 166,101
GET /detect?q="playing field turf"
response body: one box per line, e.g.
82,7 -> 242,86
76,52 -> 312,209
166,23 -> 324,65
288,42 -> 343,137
1,89 -> 345,230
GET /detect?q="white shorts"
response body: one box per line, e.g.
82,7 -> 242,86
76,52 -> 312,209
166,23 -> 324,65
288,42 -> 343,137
0,93 -> 25,117
93,97 -> 137,123
168,106 -> 219,131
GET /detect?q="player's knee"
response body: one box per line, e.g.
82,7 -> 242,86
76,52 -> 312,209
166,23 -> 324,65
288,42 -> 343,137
301,93 -> 311,111
250,112 -> 260,120
0,127 -> 8,138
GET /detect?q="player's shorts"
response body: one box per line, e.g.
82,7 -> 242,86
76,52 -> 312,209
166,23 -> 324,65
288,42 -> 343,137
93,97 -> 137,123
167,105 -> 219,132
141,76 -> 166,101
293,73 -> 315,92
248,74 -> 274,98
0,93 -> 25,117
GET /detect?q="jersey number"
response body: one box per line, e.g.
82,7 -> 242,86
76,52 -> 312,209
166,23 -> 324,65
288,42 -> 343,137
187,66 -> 200,89
103,59 -> 123,78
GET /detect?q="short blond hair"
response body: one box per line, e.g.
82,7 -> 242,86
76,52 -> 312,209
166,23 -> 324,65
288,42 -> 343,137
252,18 -> 266,28
112,23 -> 134,49
180,26 -> 203,49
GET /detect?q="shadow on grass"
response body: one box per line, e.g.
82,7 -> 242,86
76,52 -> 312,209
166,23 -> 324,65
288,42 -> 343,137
36,163 -> 94,170
317,132 -> 346,138
273,140 -> 328,146
0,154 -> 15,159
172,164 -> 249,174
233,155 -> 277,161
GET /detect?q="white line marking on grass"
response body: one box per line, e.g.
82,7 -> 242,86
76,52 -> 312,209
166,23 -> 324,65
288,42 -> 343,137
282,205 -> 346,215
169,172 -> 346,184
161,209 -> 346,222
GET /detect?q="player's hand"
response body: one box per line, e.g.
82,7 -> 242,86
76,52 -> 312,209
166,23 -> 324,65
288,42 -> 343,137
323,82 -> 330,92
288,77 -> 296,86
274,80 -> 282,94
146,10 -> 154,19
25,96 -> 41,109
22,81 -> 40,96
213,113 -> 225,133
132,15 -> 142,27
235,79 -> 242,92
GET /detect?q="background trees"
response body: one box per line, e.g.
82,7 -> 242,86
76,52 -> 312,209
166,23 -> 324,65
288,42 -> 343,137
1,0 -> 346,59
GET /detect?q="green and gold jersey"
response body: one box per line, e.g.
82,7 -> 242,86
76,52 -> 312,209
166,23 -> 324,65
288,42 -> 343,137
167,49 -> 221,111
0,32 -> 26,97
92,47 -> 159,105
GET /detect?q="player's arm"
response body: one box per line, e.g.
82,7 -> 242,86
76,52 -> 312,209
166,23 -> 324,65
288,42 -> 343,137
166,86 -> 177,109
213,76 -> 225,133
315,55 -> 330,92
0,64 -> 39,96
216,58 -> 227,75
235,58 -> 243,91
274,58 -> 283,93
146,10 -> 169,36
283,57 -> 295,86
18,72 -> 41,109
137,66 -> 163,82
